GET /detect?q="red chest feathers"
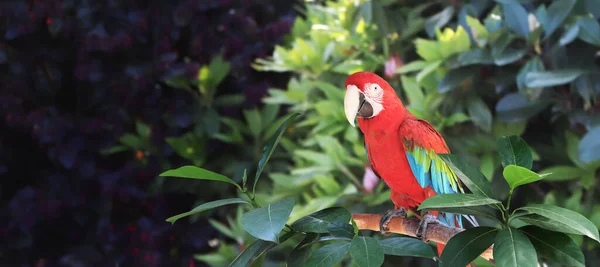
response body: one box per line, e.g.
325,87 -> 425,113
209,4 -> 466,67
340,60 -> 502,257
364,130 -> 432,206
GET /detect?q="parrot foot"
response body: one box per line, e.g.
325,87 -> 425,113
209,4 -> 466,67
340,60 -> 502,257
379,208 -> 407,236
416,213 -> 440,242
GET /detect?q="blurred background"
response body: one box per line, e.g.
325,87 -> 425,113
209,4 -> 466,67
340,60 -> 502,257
1,0 -> 599,266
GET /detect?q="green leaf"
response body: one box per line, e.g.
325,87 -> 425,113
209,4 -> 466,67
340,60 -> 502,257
440,227 -> 498,267
302,242 -> 350,267
419,194 -> 501,210
241,197 -> 295,243
207,55 -> 231,88
457,48 -> 494,66
516,57 -> 545,90
465,15 -> 489,46
497,136 -> 533,169
327,222 -> 356,239
416,60 -> 442,83
502,165 -> 547,189
253,112 -> 301,196
525,70 -> 585,88
437,66 -> 476,93
501,3 -> 530,38
539,165 -> 582,181
160,166 -> 240,189
560,23 -> 580,45
577,17 -> 600,46
521,226 -> 585,267
379,237 -> 436,258
467,97 -> 492,132
243,109 -> 262,137
350,236 -> 385,267
229,232 -> 295,267
287,233 -> 319,267
495,93 -> 548,123
100,145 -> 129,155
119,133 -> 145,149
400,76 -> 424,110
515,204 -> 600,242
579,127 -> 600,163
291,207 -> 352,233
166,198 -> 250,224
515,214 -> 582,235
423,205 -> 502,221
542,0 -> 577,38
440,154 -> 496,199
493,227 -> 538,267
396,60 -> 429,74
415,39 -> 442,61
135,122 -> 151,139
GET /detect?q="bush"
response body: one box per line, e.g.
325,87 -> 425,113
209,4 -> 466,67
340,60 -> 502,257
0,0 -> 295,265
167,0 -> 600,266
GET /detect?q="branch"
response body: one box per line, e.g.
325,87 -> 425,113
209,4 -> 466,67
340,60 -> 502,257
352,214 -> 494,262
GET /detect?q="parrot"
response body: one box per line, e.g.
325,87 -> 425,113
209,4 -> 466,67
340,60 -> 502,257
343,71 -> 478,259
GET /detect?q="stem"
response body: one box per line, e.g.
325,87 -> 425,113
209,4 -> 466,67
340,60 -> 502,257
506,189 -> 514,213
242,189 -> 260,208
337,163 -> 362,189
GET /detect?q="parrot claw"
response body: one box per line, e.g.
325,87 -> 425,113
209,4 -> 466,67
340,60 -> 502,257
379,208 -> 407,236
416,213 -> 440,242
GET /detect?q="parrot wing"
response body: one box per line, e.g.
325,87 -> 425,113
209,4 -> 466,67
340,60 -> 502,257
399,118 -> 478,228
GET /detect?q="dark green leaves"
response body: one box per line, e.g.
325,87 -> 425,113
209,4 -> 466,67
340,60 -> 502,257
350,236 -> 385,267
542,0 -> 577,38
241,197 -> 295,243
525,70 -> 585,88
229,239 -> 277,267
327,223 -> 355,239
440,154 -> 496,198
467,97 -> 492,132
501,2 -> 529,38
503,165 -> 547,189
291,207 -> 352,233
515,204 -> 600,242
253,112 -> 301,195
437,66 -> 476,93
493,227 -> 538,267
160,166 -> 241,190
495,93 -> 548,123
379,237 -> 436,258
302,242 -> 350,267
419,194 -> 501,210
440,227 -> 498,267
166,198 -> 250,224
522,226 -> 585,267
497,136 -> 533,169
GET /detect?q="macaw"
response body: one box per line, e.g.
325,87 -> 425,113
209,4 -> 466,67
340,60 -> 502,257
343,71 -> 478,257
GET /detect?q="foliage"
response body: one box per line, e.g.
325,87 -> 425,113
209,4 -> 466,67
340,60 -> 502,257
0,0 -> 295,265
163,113 -> 597,266
185,0 -> 600,266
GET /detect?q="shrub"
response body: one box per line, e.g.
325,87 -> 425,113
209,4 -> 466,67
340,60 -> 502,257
181,0 -> 600,266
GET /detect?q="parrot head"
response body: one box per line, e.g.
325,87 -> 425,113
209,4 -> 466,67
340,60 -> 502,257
344,71 -> 402,127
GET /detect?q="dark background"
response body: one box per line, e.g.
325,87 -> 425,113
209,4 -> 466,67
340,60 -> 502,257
0,1 -> 296,266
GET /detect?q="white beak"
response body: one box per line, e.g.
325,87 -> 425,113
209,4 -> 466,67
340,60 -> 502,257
344,85 -> 361,127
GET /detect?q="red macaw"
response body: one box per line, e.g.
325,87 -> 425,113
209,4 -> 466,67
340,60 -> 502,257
343,71 -> 478,257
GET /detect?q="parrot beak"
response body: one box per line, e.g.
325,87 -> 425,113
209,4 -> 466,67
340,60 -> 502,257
344,85 -> 373,127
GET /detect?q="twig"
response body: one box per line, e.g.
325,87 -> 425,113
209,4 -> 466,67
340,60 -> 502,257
352,214 -> 494,262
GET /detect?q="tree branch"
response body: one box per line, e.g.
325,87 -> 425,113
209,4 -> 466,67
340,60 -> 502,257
352,214 -> 494,262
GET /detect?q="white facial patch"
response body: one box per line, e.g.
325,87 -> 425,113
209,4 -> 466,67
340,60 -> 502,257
363,83 -> 384,118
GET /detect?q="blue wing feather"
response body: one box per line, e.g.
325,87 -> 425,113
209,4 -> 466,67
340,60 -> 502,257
405,145 -> 471,228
